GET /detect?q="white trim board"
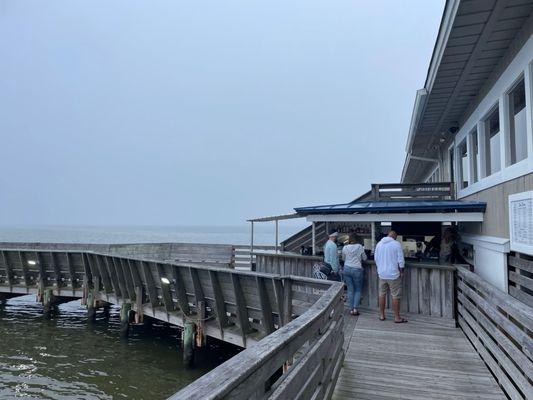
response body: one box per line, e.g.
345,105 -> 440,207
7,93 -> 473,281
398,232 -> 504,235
461,233 -> 510,253
306,212 -> 484,223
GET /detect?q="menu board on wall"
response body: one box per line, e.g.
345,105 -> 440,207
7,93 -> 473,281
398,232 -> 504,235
509,191 -> 533,255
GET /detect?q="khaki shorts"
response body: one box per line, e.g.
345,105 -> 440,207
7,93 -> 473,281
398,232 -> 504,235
379,277 -> 402,299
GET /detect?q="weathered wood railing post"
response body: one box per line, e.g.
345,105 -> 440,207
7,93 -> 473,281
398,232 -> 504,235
42,288 -> 55,318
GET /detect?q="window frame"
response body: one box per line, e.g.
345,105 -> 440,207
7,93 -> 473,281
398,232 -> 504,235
506,74 -> 527,166
483,103 -> 502,177
458,138 -> 469,189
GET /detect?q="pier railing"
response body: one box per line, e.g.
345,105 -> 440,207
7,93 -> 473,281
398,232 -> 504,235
0,245 -> 346,399
234,244 -> 277,268
457,266 -> 533,400
255,251 -> 456,323
255,251 -> 322,276
170,278 -> 345,400
507,254 -> 533,308
0,248 -> 336,347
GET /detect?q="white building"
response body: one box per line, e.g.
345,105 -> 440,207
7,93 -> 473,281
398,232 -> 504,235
402,0 -> 533,295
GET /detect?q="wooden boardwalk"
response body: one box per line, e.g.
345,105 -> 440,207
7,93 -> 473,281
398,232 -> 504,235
333,310 -> 506,400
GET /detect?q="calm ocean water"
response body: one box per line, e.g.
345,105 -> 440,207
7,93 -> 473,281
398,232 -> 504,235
0,224 -> 304,246
0,224 -> 305,400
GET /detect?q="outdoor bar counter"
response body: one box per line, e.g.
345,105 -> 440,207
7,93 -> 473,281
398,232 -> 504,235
254,251 -> 456,324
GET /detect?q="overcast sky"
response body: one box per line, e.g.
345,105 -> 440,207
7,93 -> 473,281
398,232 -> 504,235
0,1 -> 444,226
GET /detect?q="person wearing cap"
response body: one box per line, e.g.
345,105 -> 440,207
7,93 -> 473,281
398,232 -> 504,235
324,230 -> 340,280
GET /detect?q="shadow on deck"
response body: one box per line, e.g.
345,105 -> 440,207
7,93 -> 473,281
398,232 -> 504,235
334,309 -> 505,400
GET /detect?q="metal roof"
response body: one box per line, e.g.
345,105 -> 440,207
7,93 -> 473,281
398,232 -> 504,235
295,200 -> 486,215
402,0 -> 533,183
246,213 -> 301,222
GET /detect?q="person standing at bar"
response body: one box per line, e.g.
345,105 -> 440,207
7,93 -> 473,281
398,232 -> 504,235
342,233 -> 367,315
374,230 -> 407,323
324,230 -> 340,281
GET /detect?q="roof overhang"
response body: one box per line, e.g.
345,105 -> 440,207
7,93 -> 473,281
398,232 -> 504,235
295,200 -> 486,214
296,199 -> 486,223
247,213 -> 302,223
306,212 -> 483,223
402,0 -> 533,183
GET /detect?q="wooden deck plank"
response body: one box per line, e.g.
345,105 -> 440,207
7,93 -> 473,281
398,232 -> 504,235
333,310 -> 506,400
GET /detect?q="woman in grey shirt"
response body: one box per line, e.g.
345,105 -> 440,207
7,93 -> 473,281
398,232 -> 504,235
342,233 -> 367,316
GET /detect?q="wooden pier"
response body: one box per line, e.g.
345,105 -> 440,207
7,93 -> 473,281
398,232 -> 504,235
0,244 -> 531,399
334,311 -> 505,400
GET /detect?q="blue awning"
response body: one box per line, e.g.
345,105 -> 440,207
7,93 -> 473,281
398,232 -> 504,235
295,200 -> 486,215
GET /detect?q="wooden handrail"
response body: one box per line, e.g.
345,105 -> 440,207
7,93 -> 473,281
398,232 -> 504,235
456,265 -> 533,399
169,281 -> 344,400
0,246 -> 346,399
254,252 -> 457,321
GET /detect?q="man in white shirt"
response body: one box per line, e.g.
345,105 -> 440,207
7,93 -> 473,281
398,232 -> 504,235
374,230 -> 407,323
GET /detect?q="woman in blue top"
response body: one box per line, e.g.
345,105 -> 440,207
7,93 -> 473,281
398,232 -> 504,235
342,233 -> 367,316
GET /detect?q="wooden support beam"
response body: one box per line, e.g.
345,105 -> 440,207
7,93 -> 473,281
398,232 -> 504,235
256,276 -> 274,334
94,255 -> 113,295
65,252 -> 76,294
155,263 -> 174,316
189,267 -> 205,312
81,275 -> 89,306
92,272 -> 101,302
104,256 -> 122,298
209,270 -> 228,337
118,258 -> 135,300
172,266 -> 190,316
134,286 -> 144,324
81,253 -> 93,288
35,252 -> 45,289
18,251 -> 31,287
111,257 -> 129,299
140,260 -> 159,314
85,254 -> 100,289
1,251 -> 14,287
231,273 -> 251,345
272,278 -> 285,327
128,259 -> 144,290
49,252 -> 62,290
282,278 -> 293,326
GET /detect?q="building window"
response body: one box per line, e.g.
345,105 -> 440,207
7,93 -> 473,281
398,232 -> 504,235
484,107 -> 501,176
471,129 -> 478,183
459,139 -> 468,189
508,78 -> 527,165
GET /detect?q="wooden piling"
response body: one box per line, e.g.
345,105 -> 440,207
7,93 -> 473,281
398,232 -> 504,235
43,288 -> 54,317
183,321 -> 195,368
120,302 -> 131,337
87,291 -> 96,321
